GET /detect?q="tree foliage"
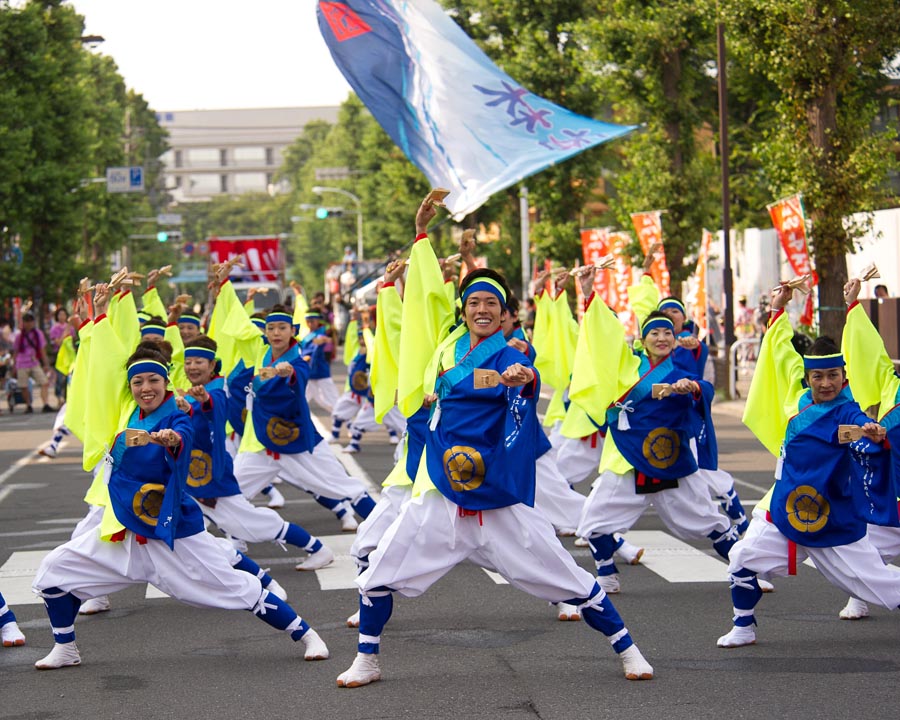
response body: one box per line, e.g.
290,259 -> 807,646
721,0 -> 900,337
0,0 -> 167,320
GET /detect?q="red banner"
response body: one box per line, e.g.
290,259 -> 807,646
691,229 -> 712,338
768,195 -> 817,284
207,237 -> 283,282
610,232 -> 639,337
581,227 -> 615,306
630,211 -> 671,297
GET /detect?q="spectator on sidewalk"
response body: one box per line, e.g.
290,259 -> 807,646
13,312 -> 53,413
48,307 -> 75,404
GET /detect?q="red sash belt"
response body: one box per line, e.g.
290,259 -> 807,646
110,529 -> 148,545
457,506 -> 483,526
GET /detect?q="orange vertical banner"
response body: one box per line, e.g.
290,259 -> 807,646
630,210 -> 671,297
609,231 -> 639,337
691,229 -> 712,338
767,194 -> 817,284
581,227 -> 617,307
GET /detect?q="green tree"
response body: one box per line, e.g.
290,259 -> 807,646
444,1 -> 627,274
0,0 -> 93,320
572,0 -> 723,282
721,0 -> 900,338
0,1 -> 168,318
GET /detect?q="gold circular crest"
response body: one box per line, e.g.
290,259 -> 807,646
785,485 -> 830,533
443,445 -> 486,492
266,417 -> 299,446
351,369 -> 369,392
132,483 -> 166,526
240,407 -> 248,425
642,427 -> 680,469
188,449 -> 213,487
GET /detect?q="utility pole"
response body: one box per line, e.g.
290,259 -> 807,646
717,20 -> 736,396
519,187 -> 530,300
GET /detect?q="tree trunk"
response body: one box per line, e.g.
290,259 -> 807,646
814,234 -> 848,343
806,85 -> 846,341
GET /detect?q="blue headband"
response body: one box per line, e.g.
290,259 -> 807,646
137,311 -> 150,324
178,314 -> 201,327
266,312 -> 293,326
127,359 -> 169,382
658,298 -> 686,315
141,323 -> 166,337
641,316 -> 675,338
803,353 -> 845,370
305,312 -> 323,321
250,318 -> 266,330
461,278 -> 507,307
184,347 -> 216,361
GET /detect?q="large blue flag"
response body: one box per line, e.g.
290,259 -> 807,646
317,0 -> 636,220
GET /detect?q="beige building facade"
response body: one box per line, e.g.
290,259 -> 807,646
157,106 -> 339,202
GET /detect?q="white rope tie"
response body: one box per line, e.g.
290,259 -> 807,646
729,574 -> 757,591
614,400 -> 634,430
252,589 -> 277,616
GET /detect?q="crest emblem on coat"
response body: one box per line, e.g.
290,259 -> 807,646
785,485 -> 830,533
443,446 -> 486,492
132,483 -> 166,526
642,427 -> 680,470
266,417 -> 300,446
188,450 -> 213,487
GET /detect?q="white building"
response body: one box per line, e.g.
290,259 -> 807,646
703,206 -> 900,319
156,106 -> 339,202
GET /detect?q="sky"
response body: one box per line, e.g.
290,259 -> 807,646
68,0 -> 353,111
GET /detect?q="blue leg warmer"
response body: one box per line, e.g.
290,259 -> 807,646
40,587 -> 81,643
357,589 -> 393,654
588,534 -> 620,576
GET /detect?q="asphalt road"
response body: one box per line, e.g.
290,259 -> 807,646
1,392 -> 898,720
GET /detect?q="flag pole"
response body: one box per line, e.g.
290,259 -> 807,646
520,186 -> 531,300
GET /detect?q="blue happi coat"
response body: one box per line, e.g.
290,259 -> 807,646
108,395 -> 204,549
770,386 -> 889,547
426,329 -> 549,510
605,352 -> 700,486
671,338 -> 717,470
250,341 -> 321,454
226,359 -> 254,437
298,327 -> 331,379
183,377 -> 241,499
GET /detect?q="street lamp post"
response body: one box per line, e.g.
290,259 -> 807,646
312,186 -> 364,261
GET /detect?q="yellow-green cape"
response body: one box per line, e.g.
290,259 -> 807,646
372,285 -> 403,423
842,302 -> 900,417
396,237 -> 455,417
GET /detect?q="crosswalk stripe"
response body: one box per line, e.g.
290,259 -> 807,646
310,533 -> 359,590
482,570 -> 509,585
623,531 -> 729,583
0,530 -> 742,606
0,550 -> 48,604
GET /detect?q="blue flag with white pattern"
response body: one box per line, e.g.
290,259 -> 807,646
317,0 -> 636,220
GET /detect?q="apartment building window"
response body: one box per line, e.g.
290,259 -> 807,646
187,174 -> 220,194
188,148 -> 219,168
234,147 -> 266,167
174,150 -> 183,168
265,147 -> 274,166
220,174 -> 228,193
220,149 -> 228,167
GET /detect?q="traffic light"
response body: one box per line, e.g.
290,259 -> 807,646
315,207 -> 344,219
157,231 -> 168,242
156,231 -> 182,243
